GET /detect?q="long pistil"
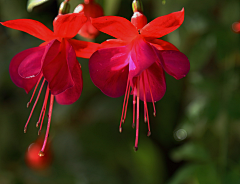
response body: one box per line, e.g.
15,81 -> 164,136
39,94 -> 54,157
134,77 -> 140,151
146,70 -> 156,116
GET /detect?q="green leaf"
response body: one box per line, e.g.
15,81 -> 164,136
27,0 -> 49,12
171,142 -> 210,162
168,164 -> 221,184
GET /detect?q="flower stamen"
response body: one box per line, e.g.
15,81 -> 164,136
134,77 -> 140,151
123,80 -> 131,123
132,92 -> 136,129
24,78 -> 45,133
38,86 -> 50,135
27,74 -> 43,108
146,70 -> 156,117
119,77 -> 131,133
120,78 -> 130,123
142,73 -> 151,136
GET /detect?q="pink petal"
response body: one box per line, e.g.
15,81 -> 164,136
89,46 -> 130,98
148,39 -> 179,51
19,40 -> 61,80
156,49 -> 190,80
137,62 -> 166,102
1,19 -> 54,41
91,16 -> 138,41
18,46 -> 45,79
42,39 -> 74,95
9,47 -> 42,93
129,36 -> 158,80
141,8 -> 184,40
100,39 -> 128,49
53,13 -> 87,38
55,60 -> 83,105
68,39 -> 99,59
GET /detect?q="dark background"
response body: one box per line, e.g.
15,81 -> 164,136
0,0 -> 240,183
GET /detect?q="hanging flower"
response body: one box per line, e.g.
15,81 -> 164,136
1,13 -> 99,156
89,4 -> 190,150
74,0 -> 104,39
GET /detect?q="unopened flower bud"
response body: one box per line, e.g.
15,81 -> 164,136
132,0 -> 143,13
74,0 -> 104,39
131,11 -> 147,30
59,0 -> 70,15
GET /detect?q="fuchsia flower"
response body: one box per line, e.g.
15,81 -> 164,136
89,6 -> 190,150
74,0 -> 104,39
1,13 -> 99,156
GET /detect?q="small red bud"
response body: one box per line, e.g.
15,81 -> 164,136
73,0 -> 104,39
131,11 -> 147,30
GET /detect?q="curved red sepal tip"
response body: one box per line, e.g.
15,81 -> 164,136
1,19 -> 54,41
91,16 -> 138,41
53,13 -> 87,38
141,8 -> 184,40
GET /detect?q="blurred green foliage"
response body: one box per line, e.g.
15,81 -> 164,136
0,0 -> 240,183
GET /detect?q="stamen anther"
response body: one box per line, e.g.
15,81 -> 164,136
144,117 -> 147,123
119,127 -> 122,133
24,127 -> 27,133
27,102 -> 30,108
134,146 -> 138,151
147,131 -> 151,137
132,123 -> 135,128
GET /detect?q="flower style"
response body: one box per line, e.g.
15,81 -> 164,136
1,13 -> 99,156
74,0 -> 104,39
25,138 -> 52,170
89,7 -> 190,150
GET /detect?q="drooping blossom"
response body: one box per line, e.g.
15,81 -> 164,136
1,13 -> 99,156
25,138 -> 52,170
89,1 -> 190,150
232,21 -> 240,33
74,0 -> 104,39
